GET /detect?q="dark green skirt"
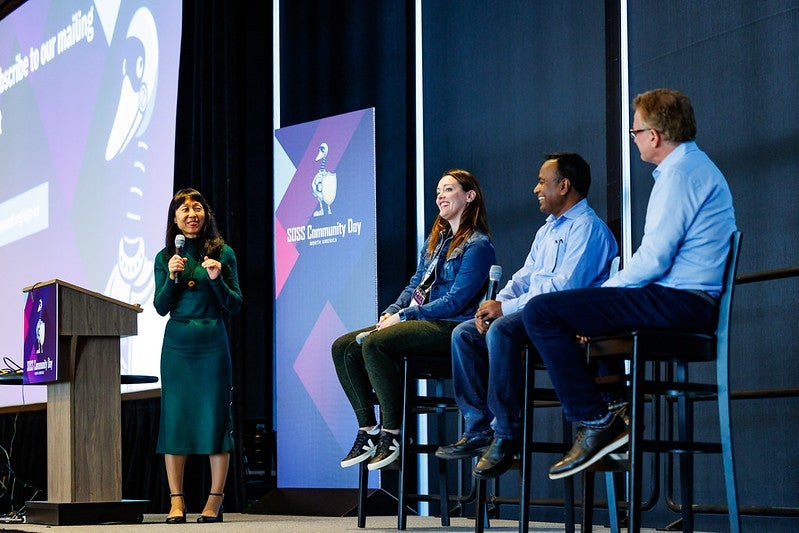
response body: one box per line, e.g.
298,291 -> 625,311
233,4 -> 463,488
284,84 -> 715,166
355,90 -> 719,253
156,317 -> 234,454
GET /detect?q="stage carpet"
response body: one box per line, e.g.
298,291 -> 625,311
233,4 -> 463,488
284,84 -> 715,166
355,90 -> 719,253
0,513 -> 719,532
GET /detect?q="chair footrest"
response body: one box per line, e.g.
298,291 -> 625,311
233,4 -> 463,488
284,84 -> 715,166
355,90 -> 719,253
411,396 -> 459,409
405,493 -> 445,503
522,441 -> 573,454
645,381 -> 717,395
408,443 -> 444,454
643,439 -> 722,454
587,454 -> 629,472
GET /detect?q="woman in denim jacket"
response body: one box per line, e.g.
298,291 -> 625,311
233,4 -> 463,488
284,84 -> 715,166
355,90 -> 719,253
332,169 -> 495,470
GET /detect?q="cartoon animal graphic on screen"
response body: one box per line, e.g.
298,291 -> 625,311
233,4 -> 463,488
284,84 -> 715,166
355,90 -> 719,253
312,142 -> 337,216
103,6 -> 160,375
105,7 -> 159,161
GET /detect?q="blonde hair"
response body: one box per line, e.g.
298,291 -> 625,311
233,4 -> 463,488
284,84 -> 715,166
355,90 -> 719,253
633,88 -> 696,142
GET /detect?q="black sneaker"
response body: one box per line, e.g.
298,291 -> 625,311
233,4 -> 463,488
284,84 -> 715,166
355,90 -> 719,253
367,431 -> 400,470
340,430 -> 379,468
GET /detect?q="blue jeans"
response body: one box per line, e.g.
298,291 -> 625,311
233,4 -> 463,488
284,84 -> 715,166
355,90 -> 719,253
451,312 -> 529,440
522,285 -> 717,422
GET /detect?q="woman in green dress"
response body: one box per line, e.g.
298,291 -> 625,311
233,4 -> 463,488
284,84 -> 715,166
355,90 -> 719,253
153,188 -> 242,523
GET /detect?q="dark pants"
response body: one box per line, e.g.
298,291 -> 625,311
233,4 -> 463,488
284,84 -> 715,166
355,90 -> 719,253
522,285 -> 717,422
332,320 -> 457,430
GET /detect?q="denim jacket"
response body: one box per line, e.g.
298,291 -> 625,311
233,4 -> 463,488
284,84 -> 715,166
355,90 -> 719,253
383,230 -> 495,322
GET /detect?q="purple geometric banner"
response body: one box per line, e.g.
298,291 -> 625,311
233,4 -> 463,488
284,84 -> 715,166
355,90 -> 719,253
274,109 -> 377,488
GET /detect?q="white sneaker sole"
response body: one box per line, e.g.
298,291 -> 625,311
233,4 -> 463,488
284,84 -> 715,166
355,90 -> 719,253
367,448 -> 400,470
340,448 -> 376,468
548,432 -> 629,480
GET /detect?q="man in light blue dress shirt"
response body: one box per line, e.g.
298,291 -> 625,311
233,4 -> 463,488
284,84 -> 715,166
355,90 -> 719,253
523,89 -> 737,480
436,152 -> 618,479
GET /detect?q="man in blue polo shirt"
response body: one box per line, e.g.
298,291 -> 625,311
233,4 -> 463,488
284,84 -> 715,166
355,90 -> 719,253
523,89 -> 737,480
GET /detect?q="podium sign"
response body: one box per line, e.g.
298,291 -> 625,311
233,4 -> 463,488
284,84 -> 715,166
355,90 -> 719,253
23,284 -> 59,384
21,280 -> 147,525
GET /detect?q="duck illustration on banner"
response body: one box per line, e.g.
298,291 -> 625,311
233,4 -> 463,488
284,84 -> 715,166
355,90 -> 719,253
312,142 -> 337,216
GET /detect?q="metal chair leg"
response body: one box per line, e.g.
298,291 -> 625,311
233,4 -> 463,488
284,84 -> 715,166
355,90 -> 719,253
717,338 -> 741,533
582,471 -> 595,533
605,472 -> 620,533
519,347 -> 535,533
436,400 -> 451,526
628,350 -> 645,532
357,461 -> 369,528
398,361 -> 413,530
473,478 -> 487,533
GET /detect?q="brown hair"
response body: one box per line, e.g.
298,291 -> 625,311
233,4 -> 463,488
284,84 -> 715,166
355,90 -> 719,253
426,169 -> 490,259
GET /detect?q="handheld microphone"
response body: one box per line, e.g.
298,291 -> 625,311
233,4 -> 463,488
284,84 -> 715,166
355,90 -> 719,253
355,330 -> 375,345
484,264 -> 502,301
174,234 -> 186,284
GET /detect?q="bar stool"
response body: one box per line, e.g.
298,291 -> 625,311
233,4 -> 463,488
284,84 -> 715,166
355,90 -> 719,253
582,231 -> 742,532
356,353 -> 460,529
473,345 -> 575,533
397,353 -> 460,529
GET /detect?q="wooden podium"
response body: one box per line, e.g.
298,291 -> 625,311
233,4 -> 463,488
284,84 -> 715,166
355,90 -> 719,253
22,279 -> 148,525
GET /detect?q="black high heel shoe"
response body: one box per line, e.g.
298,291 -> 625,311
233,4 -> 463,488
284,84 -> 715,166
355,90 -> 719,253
165,493 -> 186,524
197,492 -> 224,523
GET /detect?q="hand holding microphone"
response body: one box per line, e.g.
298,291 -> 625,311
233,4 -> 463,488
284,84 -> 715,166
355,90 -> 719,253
173,234 -> 186,284
475,265 -> 502,334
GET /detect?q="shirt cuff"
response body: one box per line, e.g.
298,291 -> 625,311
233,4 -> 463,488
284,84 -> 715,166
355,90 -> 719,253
500,300 -> 516,316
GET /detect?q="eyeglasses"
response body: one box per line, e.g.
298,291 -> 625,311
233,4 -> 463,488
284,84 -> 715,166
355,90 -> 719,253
629,128 -> 651,140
